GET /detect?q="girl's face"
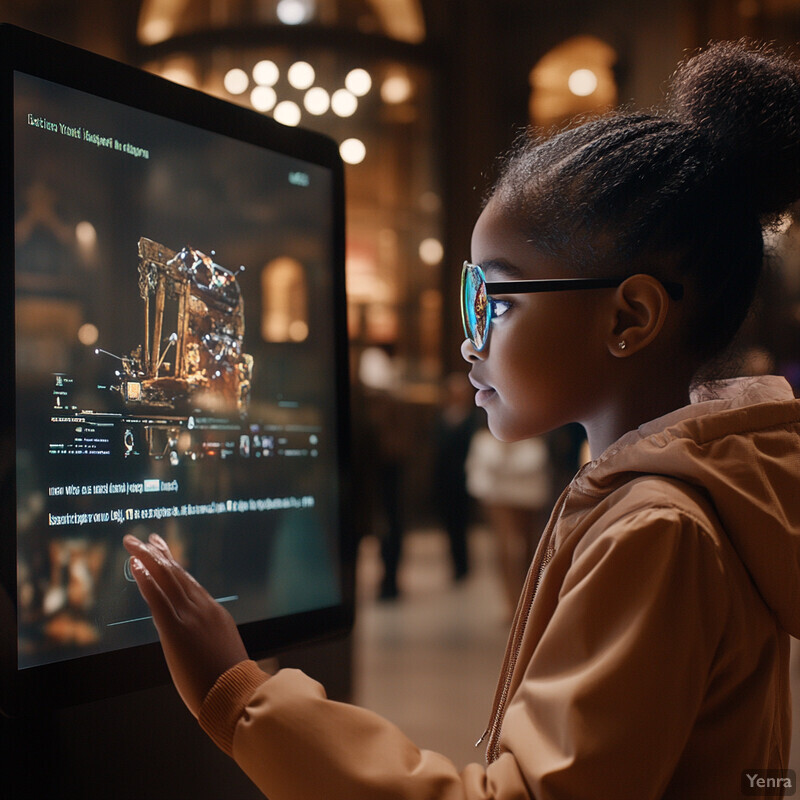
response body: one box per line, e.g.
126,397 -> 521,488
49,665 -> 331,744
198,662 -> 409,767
461,199 -> 616,442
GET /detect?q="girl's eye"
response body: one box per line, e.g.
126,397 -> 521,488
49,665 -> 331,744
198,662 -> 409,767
490,298 -> 512,318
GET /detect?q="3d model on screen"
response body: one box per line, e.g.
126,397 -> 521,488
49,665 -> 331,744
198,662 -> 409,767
101,237 -> 253,414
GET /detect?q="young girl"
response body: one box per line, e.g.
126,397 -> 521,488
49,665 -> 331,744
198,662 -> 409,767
124,40 -> 800,799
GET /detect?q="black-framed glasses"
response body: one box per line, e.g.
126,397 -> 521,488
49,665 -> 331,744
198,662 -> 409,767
460,261 -> 684,351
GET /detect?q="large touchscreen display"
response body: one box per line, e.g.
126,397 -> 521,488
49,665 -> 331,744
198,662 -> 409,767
14,70 -> 344,671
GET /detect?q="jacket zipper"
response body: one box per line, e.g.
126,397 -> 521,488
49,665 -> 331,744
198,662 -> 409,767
476,486 -> 571,762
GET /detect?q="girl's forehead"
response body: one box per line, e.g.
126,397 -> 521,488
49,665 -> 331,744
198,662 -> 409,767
472,202 -> 523,260
470,201 -> 566,279
471,198 -> 513,244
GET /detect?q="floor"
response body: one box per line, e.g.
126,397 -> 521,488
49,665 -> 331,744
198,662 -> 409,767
351,525 -> 800,776
352,526 -> 510,770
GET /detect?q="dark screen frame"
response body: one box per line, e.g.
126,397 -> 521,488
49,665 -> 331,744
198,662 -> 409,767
0,23 -> 353,717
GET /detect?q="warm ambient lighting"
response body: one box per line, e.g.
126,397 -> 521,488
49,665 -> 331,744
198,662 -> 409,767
418,238 -> 443,266
568,68 -> 598,97
78,323 -> 99,346
331,89 -> 357,117
139,19 -> 173,45
251,86 -> 277,113
287,61 -> 315,90
419,191 -> 441,213
274,100 -> 301,126
289,320 -> 309,341
381,73 -> 413,104
276,0 -> 314,25
304,87 -> 330,115
345,68 -> 372,97
224,68 -> 249,95
161,65 -> 195,87
339,138 -> 366,165
253,60 -> 279,87
224,59 -> 391,120
75,220 -> 97,249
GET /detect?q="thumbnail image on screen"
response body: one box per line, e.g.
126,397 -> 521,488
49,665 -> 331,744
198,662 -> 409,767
14,71 -> 343,670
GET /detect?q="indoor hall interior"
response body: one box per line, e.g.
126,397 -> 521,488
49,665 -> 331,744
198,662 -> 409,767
4,2 -> 800,798
353,524 -> 511,770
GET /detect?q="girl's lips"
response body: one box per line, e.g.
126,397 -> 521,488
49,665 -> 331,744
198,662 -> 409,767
474,387 -> 496,407
469,375 -> 495,406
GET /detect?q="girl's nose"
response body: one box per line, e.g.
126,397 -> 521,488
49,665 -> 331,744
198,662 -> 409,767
461,338 -> 484,363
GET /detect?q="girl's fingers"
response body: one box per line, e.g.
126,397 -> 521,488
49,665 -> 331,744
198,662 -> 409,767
122,534 -> 250,717
123,535 -> 194,610
125,534 -> 209,607
127,554 -> 173,623
148,532 -> 172,557
146,533 -> 208,596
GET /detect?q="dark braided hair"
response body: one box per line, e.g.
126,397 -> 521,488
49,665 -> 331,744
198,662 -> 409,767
490,40 -> 800,369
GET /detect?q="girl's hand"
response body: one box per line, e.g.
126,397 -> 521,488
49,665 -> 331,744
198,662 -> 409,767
122,533 -> 249,718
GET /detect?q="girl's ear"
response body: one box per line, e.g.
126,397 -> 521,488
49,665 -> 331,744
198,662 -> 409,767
605,274 -> 672,357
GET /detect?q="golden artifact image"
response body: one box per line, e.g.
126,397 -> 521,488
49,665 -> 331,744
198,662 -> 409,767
103,237 -> 253,415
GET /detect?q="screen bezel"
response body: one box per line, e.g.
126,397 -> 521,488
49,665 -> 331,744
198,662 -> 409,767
0,23 -> 354,716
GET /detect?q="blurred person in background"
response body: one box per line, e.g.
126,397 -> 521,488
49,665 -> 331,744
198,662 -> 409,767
432,372 -> 481,583
355,346 -> 409,600
466,429 -> 551,615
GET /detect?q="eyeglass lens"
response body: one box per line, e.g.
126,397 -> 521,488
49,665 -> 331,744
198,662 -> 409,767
461,263 -> 489,351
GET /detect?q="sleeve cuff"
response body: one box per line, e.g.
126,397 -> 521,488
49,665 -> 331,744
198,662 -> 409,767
198,660 -> 271,756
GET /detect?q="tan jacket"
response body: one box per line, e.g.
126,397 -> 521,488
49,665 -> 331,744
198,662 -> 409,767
199,375 -> 800,799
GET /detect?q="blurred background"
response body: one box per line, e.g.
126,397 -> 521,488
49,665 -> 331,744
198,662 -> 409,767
3,1 -> 800,797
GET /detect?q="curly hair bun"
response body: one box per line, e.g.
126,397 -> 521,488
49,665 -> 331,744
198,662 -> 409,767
667,39 -> 800,217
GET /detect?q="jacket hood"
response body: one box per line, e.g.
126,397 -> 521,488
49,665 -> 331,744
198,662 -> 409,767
574,376 -> 800,637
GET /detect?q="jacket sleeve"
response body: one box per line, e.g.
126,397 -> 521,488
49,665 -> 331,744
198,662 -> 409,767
198,506 -> 729,800
199,661 -> 515,800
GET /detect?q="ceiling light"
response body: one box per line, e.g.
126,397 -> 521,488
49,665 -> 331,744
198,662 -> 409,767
274,100 -> 301,126
277,0 -> 313,25
331,89 -> 357,117
253,60 -> 279,87
418,238 -> 444,266
568,69 -> 598,97
251,86 -> 277,112
304,87 -> 330,115
223,68 -> 249,95
380,74 -> 413,104
288,61 -> 315,90
345,68 -> 372,97
340,138 -> 366,165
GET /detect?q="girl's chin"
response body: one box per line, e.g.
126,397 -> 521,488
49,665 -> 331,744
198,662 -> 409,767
486,413 -> 551,444
485,416 -> 519,444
